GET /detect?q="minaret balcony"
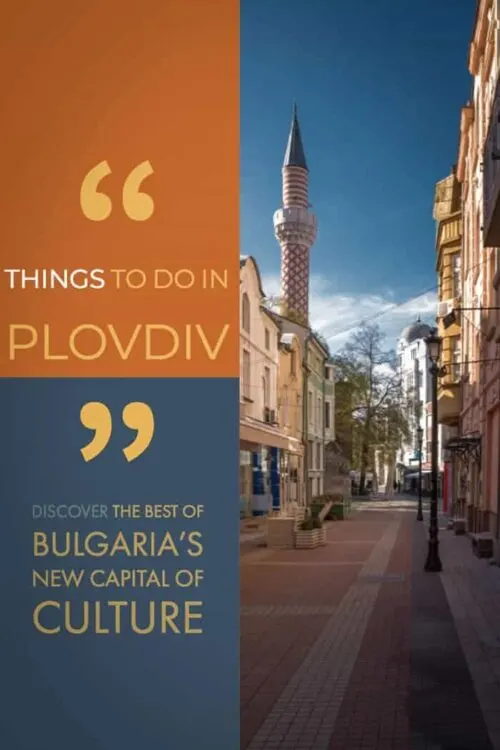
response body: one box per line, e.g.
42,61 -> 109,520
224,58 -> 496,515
273,206 -> 317,245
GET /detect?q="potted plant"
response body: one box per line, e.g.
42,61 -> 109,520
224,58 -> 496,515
294,513 -> 326,549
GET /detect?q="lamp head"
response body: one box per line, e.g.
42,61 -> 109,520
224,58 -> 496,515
425,328 -> 442,364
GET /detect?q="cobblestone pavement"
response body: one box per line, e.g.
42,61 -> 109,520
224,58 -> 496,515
240,500 -> 500,749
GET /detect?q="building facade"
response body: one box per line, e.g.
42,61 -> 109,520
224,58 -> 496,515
396,321 -> 448,493
453,0 -> 500,537
305,335 -> 331,499
433,168 -> 463,515
277,330 -> 305,509
239,256 -> 289,517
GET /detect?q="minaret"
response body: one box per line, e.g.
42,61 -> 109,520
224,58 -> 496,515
273,103 -> 317,325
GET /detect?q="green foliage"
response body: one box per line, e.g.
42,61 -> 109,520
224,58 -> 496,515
300,517 -> 315,531
261,296 -> 331,356
332,322 -> 410,493
300,515 -> 323,530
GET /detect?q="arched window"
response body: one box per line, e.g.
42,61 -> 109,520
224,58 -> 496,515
241,292 -> 250,333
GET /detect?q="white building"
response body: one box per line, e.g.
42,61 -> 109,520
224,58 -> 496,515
396,320 -> 448,492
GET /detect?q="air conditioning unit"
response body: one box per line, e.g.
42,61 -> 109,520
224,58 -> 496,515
264,407 -> 277,424
437,300 -> 453,318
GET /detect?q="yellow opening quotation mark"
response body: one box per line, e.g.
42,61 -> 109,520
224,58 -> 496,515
80,402 -> 155,462
80,160 -> 154,221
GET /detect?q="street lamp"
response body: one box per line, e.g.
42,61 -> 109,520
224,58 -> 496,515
416,425 -> 424,521
424,329 -> 443,572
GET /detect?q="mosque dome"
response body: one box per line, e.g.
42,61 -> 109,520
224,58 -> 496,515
400,318 -> 432,345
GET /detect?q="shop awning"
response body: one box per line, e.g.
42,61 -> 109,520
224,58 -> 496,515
239,420 -> 290,451
444,435 -> 481,462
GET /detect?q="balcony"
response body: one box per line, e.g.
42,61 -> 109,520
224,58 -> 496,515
437,383 -> 460,427
483,76 -> 500,246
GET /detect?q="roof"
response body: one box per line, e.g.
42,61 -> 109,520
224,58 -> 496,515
283,103 -> 308,171
240,255 -> 266,298
400,319 -> 433,345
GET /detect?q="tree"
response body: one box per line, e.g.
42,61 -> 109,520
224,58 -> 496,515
333,322 -> 409,495
262,294 -> 331,354
262,295 -> 308,328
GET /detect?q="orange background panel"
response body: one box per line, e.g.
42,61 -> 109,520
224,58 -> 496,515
0,0 -> 239,378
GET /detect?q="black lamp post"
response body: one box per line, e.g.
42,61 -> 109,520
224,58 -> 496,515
416,425 -> 424,521
424,329 -> 443,572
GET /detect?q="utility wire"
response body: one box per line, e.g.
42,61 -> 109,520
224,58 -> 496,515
245,282 -> 440,368
320,284 -> 438,341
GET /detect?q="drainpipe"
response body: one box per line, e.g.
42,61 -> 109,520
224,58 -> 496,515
303,331 -> 312,506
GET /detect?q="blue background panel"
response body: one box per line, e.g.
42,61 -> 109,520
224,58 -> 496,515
0,378 -> 239,750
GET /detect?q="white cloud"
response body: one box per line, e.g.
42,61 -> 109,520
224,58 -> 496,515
261,273 -> 437,352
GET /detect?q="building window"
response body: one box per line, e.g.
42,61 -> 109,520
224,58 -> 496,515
451,336 -> 461,381
411,348 -> 417,360
316,442 -> 321,470
290,349 -> 296,375
241,293 -> 250,333
451,253 -> 461,299
398,354 -> 403,369
265,328 -> 270,350
308,391 -> 313,425
242,349 -> 251,399
317,396 -> 322,430
263,366 -> 271,408
325,401 -> 331,429
308,440 -> 314,469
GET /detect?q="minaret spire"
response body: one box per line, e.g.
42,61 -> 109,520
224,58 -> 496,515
273,103 -> 317,325
283,103 -> 308,171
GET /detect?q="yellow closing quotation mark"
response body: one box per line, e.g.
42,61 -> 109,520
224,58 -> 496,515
80,402 -> 155,462
80,160 -> 154,221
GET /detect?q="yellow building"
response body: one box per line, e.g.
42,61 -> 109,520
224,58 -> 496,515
433,167 -> 462,511
277,331 -> 304,508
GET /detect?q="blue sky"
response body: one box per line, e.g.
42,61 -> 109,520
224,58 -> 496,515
241,0 -> 475,349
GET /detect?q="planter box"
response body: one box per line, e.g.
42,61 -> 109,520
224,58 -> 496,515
294,527 -> 326,549
471,532 -> 494,559
267,517 -> 296,549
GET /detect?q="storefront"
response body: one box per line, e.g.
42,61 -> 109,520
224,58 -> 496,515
239,421 -> 289,517
280,439 -> 304,510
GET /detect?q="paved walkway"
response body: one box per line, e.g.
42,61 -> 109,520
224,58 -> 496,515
240,499 -> 500,749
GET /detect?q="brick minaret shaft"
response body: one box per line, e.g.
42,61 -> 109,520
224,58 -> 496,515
273,104 -> 317,325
